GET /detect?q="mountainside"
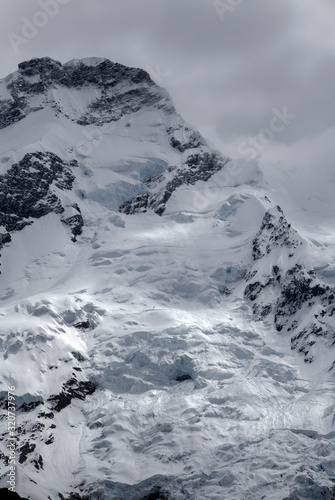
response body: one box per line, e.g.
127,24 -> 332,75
0,57 -> 334,500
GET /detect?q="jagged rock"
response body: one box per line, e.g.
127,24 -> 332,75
1,57 -> 173,130
18,442 -> 36,464
120,152 -> 230,215
33,454 -> 44,470
0,232 -> 11,248
120,192 -> 150,214
61,204 -> 84,242
169,129 -> 204,152
1,56 -> 334,500
61,213 -> 84,242
245,281 -> 267,302
73,320 -> 90,329
244,206 -> 335,363
275,264 -> 329,330
0,98 -> 27,130
77,87 -> 172,126
0,152 -> 76,232
252,206 -> 301,260
0,57 -> 229,251
48,378 -> 97,412
18,401 -> 43,413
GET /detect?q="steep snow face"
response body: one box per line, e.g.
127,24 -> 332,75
0,57 -> 229,238
0,58 -> 334,500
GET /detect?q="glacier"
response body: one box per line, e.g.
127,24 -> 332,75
0,57 -> 334,500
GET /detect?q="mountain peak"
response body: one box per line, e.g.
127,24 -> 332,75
18,56 -> 62,76
15,56 -> 154,87
0,55 -> 229,241
1,56 -> 334,500
0,56 -> 170,132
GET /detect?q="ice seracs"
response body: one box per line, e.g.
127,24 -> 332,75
0,58 -> 334,500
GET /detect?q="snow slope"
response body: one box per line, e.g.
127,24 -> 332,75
0,58 -> 334,500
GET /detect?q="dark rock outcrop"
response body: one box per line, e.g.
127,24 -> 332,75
18,442 -> 36,464
169,129 -> 205,152
252,205 -> 301,260
48,377 -> 97,412
0,152 -> 76,232
61,204 -> 84,242
1,57 -> 173,130
244,206 -> 335,364
0,232 -> 11,248
120,152 -> 230,216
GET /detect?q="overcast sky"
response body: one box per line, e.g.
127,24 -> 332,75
1,0 -> 334,187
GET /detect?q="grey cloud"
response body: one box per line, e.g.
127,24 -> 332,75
1,0 -> 334,156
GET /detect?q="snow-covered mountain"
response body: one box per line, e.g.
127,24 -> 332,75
0,57 -> 334,500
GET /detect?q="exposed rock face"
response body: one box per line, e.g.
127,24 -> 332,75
0,57 -> 230,249
252,205 -> 301,260
275,265 -> 328,328
48,377 -> 97,412
61,204 -> 84,242
3,57 -> 334,500
0,232 -> 11,249
1,57 -> 174,130
0,152 -> 77,234
77,86 -> 173,126
169,129 -> 205,152
17,57 -> 153,89
120,151 -> 230,215
244,206 -> 335,363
